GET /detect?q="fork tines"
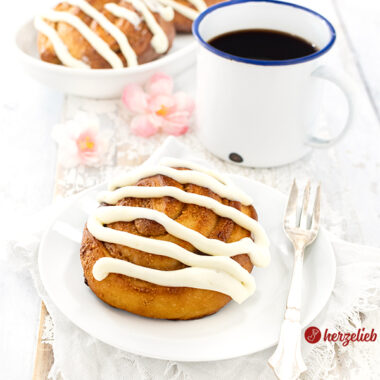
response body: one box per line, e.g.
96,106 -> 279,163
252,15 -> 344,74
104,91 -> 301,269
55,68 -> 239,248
284,179 -> 321,238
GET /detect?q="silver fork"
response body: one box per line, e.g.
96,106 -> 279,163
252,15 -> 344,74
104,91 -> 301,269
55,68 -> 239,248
268,180 -> 321,380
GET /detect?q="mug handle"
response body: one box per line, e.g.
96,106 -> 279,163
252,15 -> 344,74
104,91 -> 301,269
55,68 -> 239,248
306,65 -> 355,148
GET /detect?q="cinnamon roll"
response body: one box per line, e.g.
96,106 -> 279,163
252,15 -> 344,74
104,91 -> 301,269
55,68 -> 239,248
35,0 -> 176,68
160,0 -> 224,33
80,158 -> 270,319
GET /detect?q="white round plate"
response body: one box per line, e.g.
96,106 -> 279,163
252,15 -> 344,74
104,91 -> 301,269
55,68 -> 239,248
15,19 -> 196,99
39,175 -> 336,361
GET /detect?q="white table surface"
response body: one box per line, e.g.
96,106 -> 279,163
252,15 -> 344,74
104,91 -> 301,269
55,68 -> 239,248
1,0 -> 380,379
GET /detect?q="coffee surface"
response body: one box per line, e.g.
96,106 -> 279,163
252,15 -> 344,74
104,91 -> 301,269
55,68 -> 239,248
208,29 -> 318,61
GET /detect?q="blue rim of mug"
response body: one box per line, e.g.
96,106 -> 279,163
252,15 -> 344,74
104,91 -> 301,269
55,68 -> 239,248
192,0 -> 336,66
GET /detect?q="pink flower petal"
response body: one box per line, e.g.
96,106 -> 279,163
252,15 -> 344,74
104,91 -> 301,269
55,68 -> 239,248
167,111 -> 191,125
52,113 -> 110,168
76,130 -> 107,167
146,73 -> 173,96
122,84 -> 148,113
161,111 -> 190,136
173,92 -> 195,114
163,123 -> 189,136
130,114 -> 159,137
148,94 -> 176,114
76,129 -> 97,153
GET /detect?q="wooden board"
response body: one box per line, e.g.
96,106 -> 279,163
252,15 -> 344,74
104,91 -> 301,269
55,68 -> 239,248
32,304 -> 55,380
32,164 -> 67,380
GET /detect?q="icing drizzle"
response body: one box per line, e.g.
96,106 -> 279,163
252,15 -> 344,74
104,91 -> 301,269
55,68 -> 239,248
37,9 -> 124,68
35,0 -> 175,68
34,16 -> 89,69
143,0 -> 174,22
187,0 -> 207,12
66,0 -> 138,67
104,3 -> 141,28
35,0 -> 210,68
88,158 -> 270,304
108,0 -> 170,54
156,0 -> 199,20
109,165 -> 253,205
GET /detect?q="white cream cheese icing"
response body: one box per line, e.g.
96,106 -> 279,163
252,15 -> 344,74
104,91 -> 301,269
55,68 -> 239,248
187,0 -> 207,12
36,0 -> 138,68
93,259 -> 253,304
36,10 -> 123,68
36,0 -> 209,68
156,0 -> 199,20
159,157 -> 236,186
104,3 -> 141,28
109,165 -> 253,205
144,0 -> 174,22
34,16 -> 90,68
97,186 -> 269,259
66,0 -> 138,67
88,159 -> 270,303
88,206 -> 269,266
36,0 -> 177,68
108,0 -> 170,54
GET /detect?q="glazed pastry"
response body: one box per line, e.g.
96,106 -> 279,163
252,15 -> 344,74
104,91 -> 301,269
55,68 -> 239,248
80,158 -> 270,320
157,0 -> 224,33
35,0 -> 176,68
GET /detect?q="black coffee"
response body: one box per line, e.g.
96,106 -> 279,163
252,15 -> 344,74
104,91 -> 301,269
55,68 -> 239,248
208,29 -> 318,61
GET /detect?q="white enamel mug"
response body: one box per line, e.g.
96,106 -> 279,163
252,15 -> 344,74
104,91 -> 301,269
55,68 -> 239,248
193,0 -> 355,167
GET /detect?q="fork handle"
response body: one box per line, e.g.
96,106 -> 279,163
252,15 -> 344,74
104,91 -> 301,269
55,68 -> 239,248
268,247 -> 307,380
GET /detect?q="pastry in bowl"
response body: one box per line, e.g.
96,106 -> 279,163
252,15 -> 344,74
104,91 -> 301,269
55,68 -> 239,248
35,0 -> 176,68
164,0 -> 224,33
80,158 -> 270,319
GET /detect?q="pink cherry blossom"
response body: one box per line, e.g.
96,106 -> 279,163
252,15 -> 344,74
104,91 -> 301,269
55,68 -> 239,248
130,115 -> 159,137
146,72 -> 173,96
122,73 -> 194,137
52,113 -> 112,168
122,83 -> 148,113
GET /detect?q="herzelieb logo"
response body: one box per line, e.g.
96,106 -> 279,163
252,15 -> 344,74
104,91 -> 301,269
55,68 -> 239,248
304,327 -> 377,346
305,327 -> 321,344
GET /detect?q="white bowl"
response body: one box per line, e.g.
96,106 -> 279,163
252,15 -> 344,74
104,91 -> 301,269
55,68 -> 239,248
15,19 -> 197,99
